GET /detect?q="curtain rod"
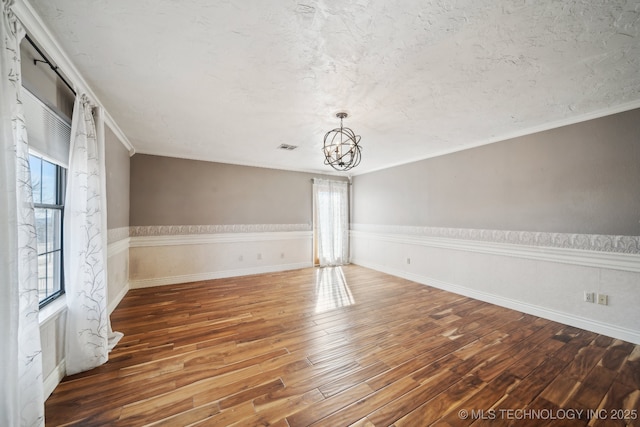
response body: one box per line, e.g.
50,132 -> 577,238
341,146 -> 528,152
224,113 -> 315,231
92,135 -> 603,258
311,178 -> 352,184
25,33 -> 76,96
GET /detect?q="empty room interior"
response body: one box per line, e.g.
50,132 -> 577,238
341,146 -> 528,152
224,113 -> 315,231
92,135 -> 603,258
2,0 -> 640,426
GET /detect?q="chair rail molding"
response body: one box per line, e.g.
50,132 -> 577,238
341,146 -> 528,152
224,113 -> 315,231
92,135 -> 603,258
350,224 -> 640,272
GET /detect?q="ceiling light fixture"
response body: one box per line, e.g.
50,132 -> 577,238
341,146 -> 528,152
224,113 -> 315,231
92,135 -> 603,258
322,112 -> 362,171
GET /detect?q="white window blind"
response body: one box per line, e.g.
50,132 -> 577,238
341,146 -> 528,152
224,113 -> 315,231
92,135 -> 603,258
21,88 -> 71,167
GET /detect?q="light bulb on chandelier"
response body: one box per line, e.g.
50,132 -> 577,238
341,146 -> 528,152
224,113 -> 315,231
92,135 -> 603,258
322,112 -> 362,171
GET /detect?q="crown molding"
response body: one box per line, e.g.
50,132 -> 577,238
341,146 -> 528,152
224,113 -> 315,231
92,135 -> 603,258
352,100 -> 640,176
13,0 -> 639,174
12,0 -> 135,156
132,147 -> 348,177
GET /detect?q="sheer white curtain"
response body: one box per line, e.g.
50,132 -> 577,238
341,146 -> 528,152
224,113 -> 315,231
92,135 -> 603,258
313,179 -> 349,266
0,2 -> 45,425
64,95 -> 122,375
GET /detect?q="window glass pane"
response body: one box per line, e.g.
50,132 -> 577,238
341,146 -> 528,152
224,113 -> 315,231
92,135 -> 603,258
50,251 -> 62,295
29,154 -> 65,306
59,168 -> 66,202
46,209 -> 62,252
54,209 -> 62,251
45,252 -> 55,297
46,251 -> 62,296
37,254 -> 48,300
29,155 -> 42,204
41,159 -> 57,205
35,208 -> 47,255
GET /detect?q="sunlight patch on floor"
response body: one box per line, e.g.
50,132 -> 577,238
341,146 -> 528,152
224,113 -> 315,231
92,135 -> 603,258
314,266 -> 355,313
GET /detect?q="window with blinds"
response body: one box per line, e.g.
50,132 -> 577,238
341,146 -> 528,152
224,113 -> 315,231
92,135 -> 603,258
22,87 -> 71,307
22,87 -> 71,167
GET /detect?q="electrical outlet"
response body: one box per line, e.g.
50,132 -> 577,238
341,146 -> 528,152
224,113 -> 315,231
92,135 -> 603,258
597,293 -> 608,305
584,291 -> 595,303
257,253 -> 262,260
281,252 -> 285,259
406,257 -> 411,265
238,255 -> 243,262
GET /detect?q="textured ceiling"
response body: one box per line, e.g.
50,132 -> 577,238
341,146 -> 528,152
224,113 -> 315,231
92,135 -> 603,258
28,0 -> 640,175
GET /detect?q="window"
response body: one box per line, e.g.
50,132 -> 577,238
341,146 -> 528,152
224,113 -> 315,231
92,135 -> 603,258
21,83 -> 71,307
313,179 -> 349,266
30,154 -> 66,307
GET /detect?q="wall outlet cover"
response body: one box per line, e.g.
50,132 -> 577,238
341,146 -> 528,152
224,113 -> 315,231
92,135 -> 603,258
597,293 -> 608,305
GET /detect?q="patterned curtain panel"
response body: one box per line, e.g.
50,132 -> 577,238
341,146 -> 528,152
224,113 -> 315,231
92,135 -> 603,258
313,179 -> 350,266
0,1 -> 45,426
64,95 -> 122,375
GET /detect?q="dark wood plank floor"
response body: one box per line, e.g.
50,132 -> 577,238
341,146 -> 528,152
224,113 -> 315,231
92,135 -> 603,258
46,265 -> 640,426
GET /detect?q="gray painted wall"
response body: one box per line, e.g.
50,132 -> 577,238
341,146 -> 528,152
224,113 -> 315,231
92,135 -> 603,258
105,125 -> 130,230
130,154 -> 346,226
353,108 -> 640,236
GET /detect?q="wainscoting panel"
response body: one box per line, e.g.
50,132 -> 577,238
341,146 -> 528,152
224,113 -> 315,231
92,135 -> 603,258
107,227 -> 131,313
107,248 -> 129,314
350,226 -> 640,344
39,300 -> 66,399
129,227 -> 313,288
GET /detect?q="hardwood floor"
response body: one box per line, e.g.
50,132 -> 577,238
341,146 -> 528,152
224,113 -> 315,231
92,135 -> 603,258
46,265 -> 640,426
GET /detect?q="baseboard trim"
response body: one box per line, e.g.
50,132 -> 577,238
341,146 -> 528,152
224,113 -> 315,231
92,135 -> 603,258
130,262 -> 313,289
43,359 -> 65,399
353,259 -> 640,345
108,281 -> 130,314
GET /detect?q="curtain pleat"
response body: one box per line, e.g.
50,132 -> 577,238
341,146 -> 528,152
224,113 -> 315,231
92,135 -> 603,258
0,1 -> 45,425
64,95 -> 122,375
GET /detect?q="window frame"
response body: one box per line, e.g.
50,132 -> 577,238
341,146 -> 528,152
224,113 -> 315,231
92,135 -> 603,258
30,152 -> 66,308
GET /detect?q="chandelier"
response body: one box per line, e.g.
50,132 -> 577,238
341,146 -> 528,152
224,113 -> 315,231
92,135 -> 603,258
322,112 -> 362,171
